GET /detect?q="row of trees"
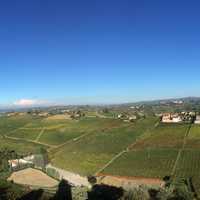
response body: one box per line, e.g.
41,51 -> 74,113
11,180 -> 196,200
0,148 -> 20,173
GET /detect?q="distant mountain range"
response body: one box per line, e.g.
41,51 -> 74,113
0,97 -> 200,113
131,96 -> 200,105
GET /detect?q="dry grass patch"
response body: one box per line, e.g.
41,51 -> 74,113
8,168 -> 58,187
45,114 -> 72,121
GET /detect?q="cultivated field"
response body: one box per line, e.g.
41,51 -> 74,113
0,137 -> 45,154
0,115 -> 35,135
132,123 -> 190,149
103,149 -> 178,178
185,124 -> 200,148
174,149 -> 200,178
1,114 -> 200,195
51,117 -> 158,175
7,128 -> 43,141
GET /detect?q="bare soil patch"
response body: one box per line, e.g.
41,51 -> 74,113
45,114 -> 71,121
97,173 -> 164,188
8,168 -> 58,188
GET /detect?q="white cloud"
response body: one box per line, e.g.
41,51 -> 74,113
13,99 -> 47,107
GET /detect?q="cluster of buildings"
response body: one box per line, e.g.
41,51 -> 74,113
8,154 -> 48,171
161,112 -> 200,124
160,100 -> 184,105
117,113 -> 137,122
8,155 -> 35,171
4,108 -> 86,120
162,113 -> 182,123
6,112 -> 26,117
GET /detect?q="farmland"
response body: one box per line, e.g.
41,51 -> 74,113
132,123 -> 190,149
0,113 -> 200,195
0,137 -> 45,154
7,128 -> 43,141
103,149 -> 178,178
51,117 -> 157,175
185,124 -> 200,148
0,115 -> 35,135
174,149 -> 200,178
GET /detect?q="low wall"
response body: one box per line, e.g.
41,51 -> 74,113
46,164 -> 91,188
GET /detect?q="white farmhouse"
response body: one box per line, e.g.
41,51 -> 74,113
8,155 -> 35,169
162,113 -> 172,123
8,159 -> 33,169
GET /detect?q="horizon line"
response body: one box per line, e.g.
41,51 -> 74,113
0,96 -> 199,110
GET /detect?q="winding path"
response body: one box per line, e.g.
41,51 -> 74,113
95,150 -> 127,175
35,128 -> 45,142
4,135 -> 54,148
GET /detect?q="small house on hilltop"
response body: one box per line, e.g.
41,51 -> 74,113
8,155 -> 34,171
8,154 -> 48,171
38,112 -> 49,117
7,112 -> 17,117
129,115 -> 137,122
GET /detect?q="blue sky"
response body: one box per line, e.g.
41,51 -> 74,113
1,0 -> 200,106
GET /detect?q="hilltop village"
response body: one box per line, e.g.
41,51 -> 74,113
3,98 -> 200,125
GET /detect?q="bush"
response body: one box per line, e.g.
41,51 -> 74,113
46,167 -> 60,180
0,179 -> 24,200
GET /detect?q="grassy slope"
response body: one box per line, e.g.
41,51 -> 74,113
103,149 -> 178,178
1,115 -> 200,195
51,117 -> 158,175
39,117 -> 127,145
0,115 -> 37,135
39,128 -> 84,145
103,123 -> 186,178
7,128 -> 42,141
174,149 -> 200,178
186,124 -> 200,149
104,122 -> 200,197
133,123 -> 189,149
0,115 -> 48,154
0,137 -> 46,154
